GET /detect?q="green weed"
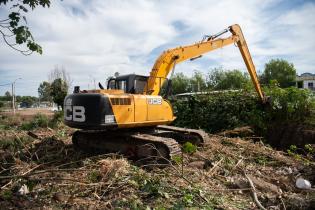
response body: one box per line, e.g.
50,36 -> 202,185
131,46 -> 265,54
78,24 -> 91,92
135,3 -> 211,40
171,155 -> 182,165
20,113 -> 49,130
287,144 -> 313,165
254,155 -> 270,165
182,142 -> 197,154
88,170 -> 102,183
0,136 -> 32,151
49,111 -> 63,128
1,189 -> 13,200
304,144 -> 314,155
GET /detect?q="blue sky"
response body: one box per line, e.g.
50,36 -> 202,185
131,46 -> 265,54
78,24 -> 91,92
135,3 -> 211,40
0,0 -> 314,96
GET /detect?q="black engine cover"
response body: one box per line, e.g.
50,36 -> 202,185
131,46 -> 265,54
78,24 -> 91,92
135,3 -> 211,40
63,93 -> 117,129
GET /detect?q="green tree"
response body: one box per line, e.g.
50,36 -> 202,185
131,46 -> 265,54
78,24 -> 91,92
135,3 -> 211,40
17,95 -> 37,107
171,73 -> 190,94
207,67 -> 224,89
48,65 -> 72,92
207,68 -> 250,90
50,78 -> 68,109
0,0 -> 51,55
3,91 -> 12,101
189,71 -> 207,92
261,59 -> 296,88
4,91 -> 11,99
38,81 -> 51,101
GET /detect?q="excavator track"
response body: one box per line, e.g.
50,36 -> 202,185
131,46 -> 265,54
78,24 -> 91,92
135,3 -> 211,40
72,129 -> 181,161
72,126 -> 209,162
155,125 -> 209,145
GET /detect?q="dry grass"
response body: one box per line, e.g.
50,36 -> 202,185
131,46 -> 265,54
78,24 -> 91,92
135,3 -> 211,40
0,123 -> 314,209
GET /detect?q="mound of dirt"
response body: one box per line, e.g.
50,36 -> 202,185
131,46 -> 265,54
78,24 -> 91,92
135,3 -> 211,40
266,123 -> 315,149
217,126 -> 255,138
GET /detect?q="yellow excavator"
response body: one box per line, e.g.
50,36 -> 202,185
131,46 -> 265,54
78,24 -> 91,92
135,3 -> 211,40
64,24 -> 266,160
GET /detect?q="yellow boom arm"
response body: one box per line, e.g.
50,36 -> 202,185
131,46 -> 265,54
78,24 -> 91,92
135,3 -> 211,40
145,24 -> 265,102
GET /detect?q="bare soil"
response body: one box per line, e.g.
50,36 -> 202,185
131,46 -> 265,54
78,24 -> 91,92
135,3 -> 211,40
267,123 -> 315,149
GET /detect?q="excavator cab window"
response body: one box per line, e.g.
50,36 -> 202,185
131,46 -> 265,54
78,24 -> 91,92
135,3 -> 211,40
118,80 -> 127,92
106,78 -> 128,92
106,74 -> 149,94
133,77 -> 147,94
107,79 -> 116,89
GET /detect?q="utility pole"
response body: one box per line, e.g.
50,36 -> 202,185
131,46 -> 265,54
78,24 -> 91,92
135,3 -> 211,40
12,83 -> 14,114
12,78 -> 22,115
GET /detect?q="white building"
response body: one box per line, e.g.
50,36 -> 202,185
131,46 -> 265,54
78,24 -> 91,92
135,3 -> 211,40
296,73 -> 315,92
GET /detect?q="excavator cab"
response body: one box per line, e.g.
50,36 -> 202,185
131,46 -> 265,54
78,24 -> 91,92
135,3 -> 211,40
107,74 -> 148,94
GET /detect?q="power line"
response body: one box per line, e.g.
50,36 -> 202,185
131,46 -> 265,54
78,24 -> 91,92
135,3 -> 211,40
0,83 -> 12,87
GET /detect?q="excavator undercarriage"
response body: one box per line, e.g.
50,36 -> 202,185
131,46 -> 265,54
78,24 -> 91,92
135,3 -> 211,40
72,125 -> 209,161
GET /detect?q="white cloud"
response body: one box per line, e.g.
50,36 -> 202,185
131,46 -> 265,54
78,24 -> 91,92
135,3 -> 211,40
0,0 -> 314,96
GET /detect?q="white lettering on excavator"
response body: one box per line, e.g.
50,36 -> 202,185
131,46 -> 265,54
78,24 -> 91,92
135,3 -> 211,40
64,106 -> 72,121
148,98 -> 162,105
64,99 -> 86,122
73,106 -> 86,122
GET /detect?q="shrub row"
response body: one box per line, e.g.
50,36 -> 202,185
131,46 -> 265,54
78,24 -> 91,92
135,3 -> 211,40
172,87 -> 315,136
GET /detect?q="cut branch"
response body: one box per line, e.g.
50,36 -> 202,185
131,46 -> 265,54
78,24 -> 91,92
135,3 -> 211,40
243,171 -> 267,210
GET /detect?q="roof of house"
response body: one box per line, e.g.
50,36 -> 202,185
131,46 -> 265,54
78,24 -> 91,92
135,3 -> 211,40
296,72 -> 315,81
301,72 -> 315,77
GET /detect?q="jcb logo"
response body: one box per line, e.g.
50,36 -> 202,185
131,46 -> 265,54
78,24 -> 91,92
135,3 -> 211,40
148,98 -> 162,105
64,105 -> 86,122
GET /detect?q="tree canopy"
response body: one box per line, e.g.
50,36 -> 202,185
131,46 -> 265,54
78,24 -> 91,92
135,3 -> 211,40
190,71 -> 207,92
0,0 -> 51,55
16,95 -> 37,107
5,91 -> 11,98
170,68 -> 252,95
38,81 -> 51,101
171,73 -> 191,95
207,68 -> 251,90
261,59 -> 296,88
48,65 -> 72,92
170,71 -> 208,94
37,66 -> 71,108
0,91 -> 12,101
50,78 -> 68,109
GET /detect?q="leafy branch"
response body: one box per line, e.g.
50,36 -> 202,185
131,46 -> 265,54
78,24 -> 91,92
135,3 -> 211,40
0,0 -> 51,55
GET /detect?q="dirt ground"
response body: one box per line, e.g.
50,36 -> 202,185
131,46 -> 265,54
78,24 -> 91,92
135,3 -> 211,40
0,117 -> 314,209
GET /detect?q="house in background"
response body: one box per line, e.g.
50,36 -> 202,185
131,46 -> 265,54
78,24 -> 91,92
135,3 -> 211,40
296,73 -> 315,92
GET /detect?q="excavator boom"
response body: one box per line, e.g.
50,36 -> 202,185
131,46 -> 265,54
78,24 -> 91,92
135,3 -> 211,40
229,25 -> 265,102
145,24 -> 266,102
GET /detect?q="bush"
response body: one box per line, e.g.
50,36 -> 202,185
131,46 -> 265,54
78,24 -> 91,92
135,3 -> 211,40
265,86 -> 314,123
0,135 -> 33,152
172,87 -> 315,136
48,111 -> 63,128
20,114 -> 49,130
173,90 -> 262,133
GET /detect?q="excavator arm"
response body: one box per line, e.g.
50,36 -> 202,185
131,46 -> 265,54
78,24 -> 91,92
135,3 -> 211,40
145,24 -> 266,103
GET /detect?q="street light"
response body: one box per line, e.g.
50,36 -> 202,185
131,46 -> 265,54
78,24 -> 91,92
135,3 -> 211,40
12,77 -> 22,114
